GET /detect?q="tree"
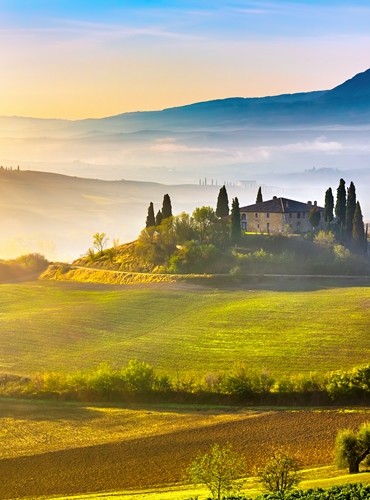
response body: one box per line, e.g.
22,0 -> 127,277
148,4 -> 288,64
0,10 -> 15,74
161,194 -> 172,220
324,187 -> 334,226
335,423 -> 370,473
352,201 -> 366,253
335,178 -> 346,231
187,443 -> 245,500
216,185 -> 229,218
155,210 -> 163,226
256,186 -> 263,204
257,450 -> 301,499
230,197 -> 241,244
192,206 -> 217,244
146,202 -> 156,228
345,181 -> 356,239
308,203 -> 321,231
93,232 -> 108,254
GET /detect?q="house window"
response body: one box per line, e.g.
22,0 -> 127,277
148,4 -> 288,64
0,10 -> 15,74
266,213 -> 270,218
255,213 -> 258,218
297,220 -> 301,233
241,221 -> 247,230
302,212 -> 306,218
257,223 -> 260,229
289,213 -> 292,219
297,213 -> 301,219
267,222 -> 270,233
241,213 -> 246,220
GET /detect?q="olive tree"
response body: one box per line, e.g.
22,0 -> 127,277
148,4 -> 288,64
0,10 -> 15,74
257,450 -> 301,499
187,443 -> 245,500
335,423 -> 370,474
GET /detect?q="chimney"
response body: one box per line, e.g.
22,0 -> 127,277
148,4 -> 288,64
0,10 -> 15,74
314,200 -> 317,206
307,201 -> 312,205
273,196 -> 277,200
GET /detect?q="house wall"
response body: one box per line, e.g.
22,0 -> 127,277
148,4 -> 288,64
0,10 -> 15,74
240,210 -> 324,233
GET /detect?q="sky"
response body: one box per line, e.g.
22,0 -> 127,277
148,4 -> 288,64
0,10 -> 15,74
1,0 -> 370,119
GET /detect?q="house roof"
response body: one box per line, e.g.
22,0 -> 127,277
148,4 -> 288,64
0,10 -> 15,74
239,197 -> 323,214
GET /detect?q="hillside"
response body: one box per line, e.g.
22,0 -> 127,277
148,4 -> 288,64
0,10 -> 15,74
1,281 -> 369,378
0,169 -> 252,261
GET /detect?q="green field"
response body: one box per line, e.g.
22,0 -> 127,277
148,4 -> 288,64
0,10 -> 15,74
0,280 -> 369,377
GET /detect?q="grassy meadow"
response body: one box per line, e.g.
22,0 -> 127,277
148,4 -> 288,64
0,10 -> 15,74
0,280 -> 369,377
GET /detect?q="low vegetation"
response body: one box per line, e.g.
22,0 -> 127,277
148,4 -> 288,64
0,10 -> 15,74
1,360 -> 370,405
0,253 -> 48,282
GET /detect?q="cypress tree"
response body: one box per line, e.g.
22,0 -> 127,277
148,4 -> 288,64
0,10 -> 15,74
256,186 -> 263,203
324,187 -> 334,225
309,203 -> 321,231
145,202 -> 156,228
335,178 -> 346,230
230,197 -> 241,244
162,194 -> 172,219
155,210 -> 163,226
352,201 -> 366,253
216,185 -> 229,218
345,181 -> 356,239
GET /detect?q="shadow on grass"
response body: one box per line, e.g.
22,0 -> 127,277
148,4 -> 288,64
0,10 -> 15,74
0,397 -> 106,421
191,275 -> 370,292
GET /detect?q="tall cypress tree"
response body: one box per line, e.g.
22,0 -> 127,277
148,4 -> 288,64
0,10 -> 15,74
324,187 -> 334,226
230,197 -> 241,244
256,186 -> 263,203
352,201 -> 366,253
335,178 -> 346,230
155,210 -> 163,226
162,194 -> 172,219
145,202 -> 156,228
216,185 -> 229,217
345,181 -> 356,239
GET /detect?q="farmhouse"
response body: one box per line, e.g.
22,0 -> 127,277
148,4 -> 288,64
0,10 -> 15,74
239,196 -> 324,234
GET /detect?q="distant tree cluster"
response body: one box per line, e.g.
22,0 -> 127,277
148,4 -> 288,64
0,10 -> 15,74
324,179 -> 368,254
145,194 -> 173,228
139,186 -> 244,272
0,165 -> 21,172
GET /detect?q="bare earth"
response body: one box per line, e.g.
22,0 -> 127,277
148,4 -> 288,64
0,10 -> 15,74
0,400 -> 369,499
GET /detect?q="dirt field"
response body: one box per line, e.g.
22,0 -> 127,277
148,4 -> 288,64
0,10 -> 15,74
1,402 -> 369,499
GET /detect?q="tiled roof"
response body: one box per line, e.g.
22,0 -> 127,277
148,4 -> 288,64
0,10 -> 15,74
239,197 -> 323,213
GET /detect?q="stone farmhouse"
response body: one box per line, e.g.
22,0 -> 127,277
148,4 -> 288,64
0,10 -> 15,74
239,196 -> 324,234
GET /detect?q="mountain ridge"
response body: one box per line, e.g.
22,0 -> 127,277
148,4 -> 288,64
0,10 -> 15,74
1,68 -> 370,129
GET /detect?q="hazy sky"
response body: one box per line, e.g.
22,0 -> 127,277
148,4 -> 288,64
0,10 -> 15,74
1,0 -> 370,119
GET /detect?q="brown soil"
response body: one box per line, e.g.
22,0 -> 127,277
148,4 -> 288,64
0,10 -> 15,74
1,409 -> 369,499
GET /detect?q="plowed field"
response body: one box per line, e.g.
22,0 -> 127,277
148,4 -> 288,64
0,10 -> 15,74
1,402 -> 369,499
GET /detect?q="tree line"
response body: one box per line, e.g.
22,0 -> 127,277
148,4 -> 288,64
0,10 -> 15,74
3,361 -> 369,406
324,179 -> 367,254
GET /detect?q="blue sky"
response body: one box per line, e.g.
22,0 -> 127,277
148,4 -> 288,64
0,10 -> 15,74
0,1 -> 369,118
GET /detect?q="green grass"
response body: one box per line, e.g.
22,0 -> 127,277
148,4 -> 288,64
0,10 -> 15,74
0,280 -> 369,377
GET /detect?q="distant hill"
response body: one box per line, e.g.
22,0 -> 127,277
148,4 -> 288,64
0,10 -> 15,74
1,69 -> 370,135
0,169 -> 253,261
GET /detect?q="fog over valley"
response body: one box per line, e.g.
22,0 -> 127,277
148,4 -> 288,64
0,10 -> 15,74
1,69 -> 370,261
